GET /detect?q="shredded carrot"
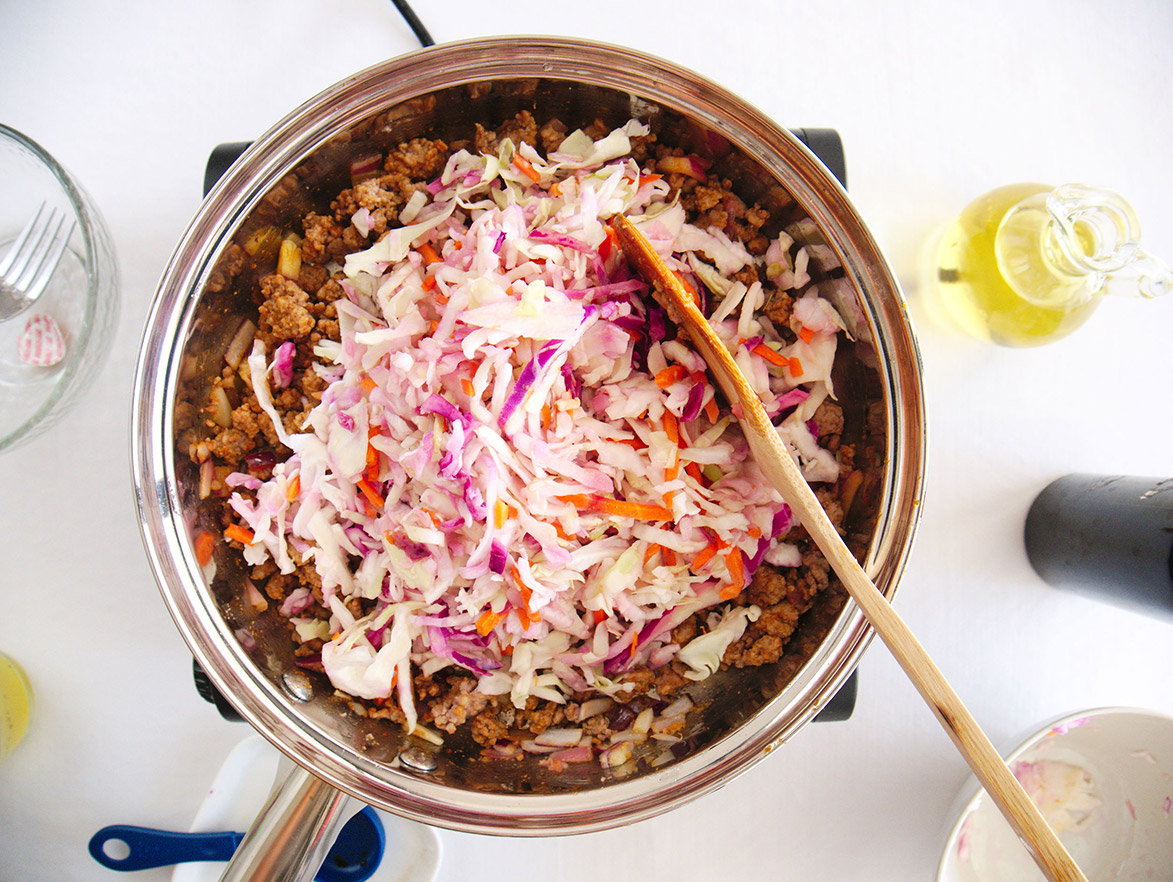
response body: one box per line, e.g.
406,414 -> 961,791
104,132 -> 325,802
598,224 -> 618,259
654,364 -> 689,388
662,547 -> 677,567
501,641 -> 515,656
664,422 -> 680,481
691,538 -> 721,572
224,523 -> 255,545
417,242 -> 441,265
513,154 -> 541,184
364,442 -> 379,483
630,630 -> 640,657
593,609 -> 607,624
194,530 -> 215,566
423,508 -> 443,527
559,494 -> 674,522
643,543 -> 659,566
719,582 -> 742,601
421,274 -> 438,292
751,341 -> 788,367
662,411 -> 679,444
799,325 -> 815,344
747,525 -> 762,539
673,271 -> 701,309
286,473 -> 301,502
476,610 -> 504,636
360,374 -> 377,394
662,491 -> 675,509
638,173 -> 663,187
725,548 -> 745,589
356,478 -> 385,510
541,403 -> 552,429
704,396 -> 719,423
548,181 -> 562,197
684,461 -> 704,485
551,520 -> 575,542
460,377 -> 475,396
788,357 -> 804,378
510,569 -> 538,628
615,437 -> 647,450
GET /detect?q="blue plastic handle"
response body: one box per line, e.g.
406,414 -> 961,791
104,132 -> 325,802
88,825 -> 243,871
88,806 -> 384,881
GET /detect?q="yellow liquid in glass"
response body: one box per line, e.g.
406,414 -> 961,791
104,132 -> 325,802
935,183 -> 1100,346
0,652 -> 33,760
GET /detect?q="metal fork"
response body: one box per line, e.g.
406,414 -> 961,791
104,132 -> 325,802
0,202 -> 76,322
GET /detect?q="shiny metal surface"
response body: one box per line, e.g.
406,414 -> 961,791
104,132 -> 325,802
131,37 -> 926,835
218,763 -> 354,882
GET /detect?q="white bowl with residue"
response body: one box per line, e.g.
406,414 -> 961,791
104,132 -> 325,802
937,707 -> 1173,882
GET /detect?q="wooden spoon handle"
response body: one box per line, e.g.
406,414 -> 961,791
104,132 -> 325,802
612,215 -> 1087,882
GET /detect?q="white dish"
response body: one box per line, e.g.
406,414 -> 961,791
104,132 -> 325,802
173,735 -> 442,882
937,707 -> 1173,881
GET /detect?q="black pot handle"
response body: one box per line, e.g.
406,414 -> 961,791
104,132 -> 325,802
192,659 -> 245,722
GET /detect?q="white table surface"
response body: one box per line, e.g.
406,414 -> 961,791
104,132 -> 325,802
2,1 -> 1172,879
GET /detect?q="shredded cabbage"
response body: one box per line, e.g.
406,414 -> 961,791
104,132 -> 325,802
228,120 -> 848,728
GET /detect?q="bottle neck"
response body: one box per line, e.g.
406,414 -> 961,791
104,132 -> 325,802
995,184 -> 1155,310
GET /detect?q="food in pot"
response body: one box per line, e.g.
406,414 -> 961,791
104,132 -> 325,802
183,113 -> 861,761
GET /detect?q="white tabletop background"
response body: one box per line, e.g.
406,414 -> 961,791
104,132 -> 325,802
2,1 -> 1172,879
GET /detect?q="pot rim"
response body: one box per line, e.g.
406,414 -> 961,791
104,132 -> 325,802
131,35 -> 926,834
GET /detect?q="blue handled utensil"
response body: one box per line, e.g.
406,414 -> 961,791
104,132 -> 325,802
88,805 -> 384,881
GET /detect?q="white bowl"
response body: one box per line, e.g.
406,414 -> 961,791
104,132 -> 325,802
937,708 -> 1173,881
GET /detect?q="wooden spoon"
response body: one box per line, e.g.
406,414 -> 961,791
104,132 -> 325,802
612,214 -> 1087,882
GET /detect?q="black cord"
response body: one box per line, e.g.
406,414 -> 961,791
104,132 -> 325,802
390,0 -> 435,47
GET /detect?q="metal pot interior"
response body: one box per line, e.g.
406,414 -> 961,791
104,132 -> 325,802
133,38 -> 925,834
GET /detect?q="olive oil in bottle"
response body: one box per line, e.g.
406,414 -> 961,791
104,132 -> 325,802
934,183 -> 1171,347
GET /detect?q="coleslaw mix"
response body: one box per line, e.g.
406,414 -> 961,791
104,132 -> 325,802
223,119 -> 848,737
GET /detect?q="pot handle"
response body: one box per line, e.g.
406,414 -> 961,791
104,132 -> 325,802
218,761 -> 354,882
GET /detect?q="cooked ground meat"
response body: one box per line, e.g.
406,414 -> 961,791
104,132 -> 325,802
257,274 -> 316,344
430,678 -> 491,734
384,136 -> 448,179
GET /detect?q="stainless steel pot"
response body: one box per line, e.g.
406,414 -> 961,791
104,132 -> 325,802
131,37 -> 925,845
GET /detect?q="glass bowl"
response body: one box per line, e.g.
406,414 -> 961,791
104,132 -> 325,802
0,124 -> 119,452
